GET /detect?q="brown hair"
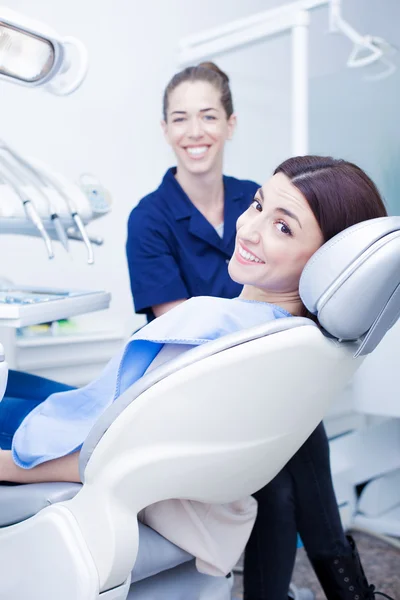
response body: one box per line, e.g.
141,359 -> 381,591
162,62 -> 233,121
274,156 -> 387,242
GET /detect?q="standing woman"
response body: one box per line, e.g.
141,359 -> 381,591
126,65 -> 381,600
126,62 -> 257,321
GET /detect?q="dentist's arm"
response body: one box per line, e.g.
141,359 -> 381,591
152,299 -> 186,318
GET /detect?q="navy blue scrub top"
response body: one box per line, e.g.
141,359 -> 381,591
126,168 -> 259,320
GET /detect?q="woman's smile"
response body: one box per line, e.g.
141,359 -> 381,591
235,242 -> 265,265
183,144 -> 210,160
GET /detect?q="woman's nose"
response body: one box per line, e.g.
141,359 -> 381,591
187,118 -> 203,139
241,226 -> 261,245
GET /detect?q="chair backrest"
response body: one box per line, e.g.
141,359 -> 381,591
78,323 -> 359,511
300,216 -> 400,356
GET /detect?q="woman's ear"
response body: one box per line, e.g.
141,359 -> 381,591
227,113 -> 237,140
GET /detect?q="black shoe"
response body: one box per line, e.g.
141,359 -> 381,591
310,535 -> 394,600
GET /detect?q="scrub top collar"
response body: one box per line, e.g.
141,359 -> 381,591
160,167 -> 248,253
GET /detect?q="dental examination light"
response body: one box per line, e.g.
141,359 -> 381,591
0,142 -> 69,251
0,6 -> 88,95
329,0 -> 397,80
0,157 -> 54,259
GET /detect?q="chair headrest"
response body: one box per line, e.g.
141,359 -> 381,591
299,216 -> 400,356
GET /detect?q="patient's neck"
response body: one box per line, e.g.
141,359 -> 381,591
239,285 -> 305,317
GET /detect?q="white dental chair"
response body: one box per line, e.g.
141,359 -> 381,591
0,217 -> 399,600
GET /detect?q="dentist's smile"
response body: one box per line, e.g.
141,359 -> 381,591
183,145 -> 210,159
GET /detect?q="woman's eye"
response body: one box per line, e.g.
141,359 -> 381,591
204,115 -> 216,121
173,117 -> 185,123
251,199 -> 262,212
275,221 -> 292,236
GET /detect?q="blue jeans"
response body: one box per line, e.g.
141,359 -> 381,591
243,422 -> 349,600
0,370 -> 75,450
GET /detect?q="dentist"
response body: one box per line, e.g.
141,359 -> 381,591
126,62 -> 257,321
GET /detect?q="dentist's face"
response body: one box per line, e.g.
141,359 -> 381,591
228,173 -> 324,293
162,81 -> 236,176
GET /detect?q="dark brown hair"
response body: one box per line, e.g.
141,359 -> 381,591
162,62 -> 233,121
274,156 -> 387,242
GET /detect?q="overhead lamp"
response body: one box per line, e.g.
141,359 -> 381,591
0,6 -> 88,95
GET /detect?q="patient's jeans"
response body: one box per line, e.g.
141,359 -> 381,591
243,422 -> 348,600
0,370 -> 75,449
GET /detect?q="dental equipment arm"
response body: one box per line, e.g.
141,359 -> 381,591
0,146 -> 111,263
329,0 -> 397,80
0,142 -> 69,251
28,159 -> 96,265
0,157 -> 54,259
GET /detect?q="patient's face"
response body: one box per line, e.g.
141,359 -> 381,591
228,173 -> 324,294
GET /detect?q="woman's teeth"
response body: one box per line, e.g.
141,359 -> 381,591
238,246 -> 263,263
186,146 -> 208,157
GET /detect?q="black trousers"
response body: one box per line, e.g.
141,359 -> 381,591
243,423 -> 348,600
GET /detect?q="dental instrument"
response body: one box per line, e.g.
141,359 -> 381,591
66,229 -> 104,246
0,158 -> 54,259
30,160 -> 96,265
0,150 -> 109,261
0,142 -> 69,251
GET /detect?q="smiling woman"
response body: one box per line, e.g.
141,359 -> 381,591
229,157 -> 386,317
126,62 -> 257,321
161,64 -> 236,191
229,173 -> 324,313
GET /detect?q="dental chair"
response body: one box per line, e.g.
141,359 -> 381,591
0,217 -> 399,600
